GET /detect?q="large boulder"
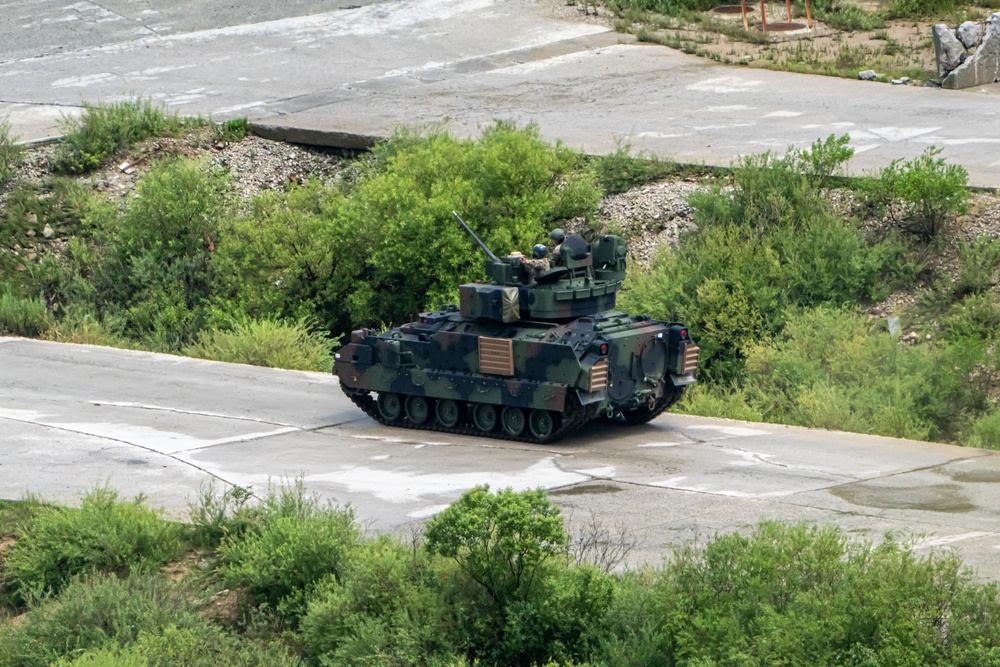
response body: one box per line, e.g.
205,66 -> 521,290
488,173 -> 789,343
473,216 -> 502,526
943,13 -> 1000,88
957,21 -> 982,49
933,23 -> 967,78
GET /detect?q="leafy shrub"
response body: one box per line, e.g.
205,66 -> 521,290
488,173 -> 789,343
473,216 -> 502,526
2,486 -> 181,602
966,409 -> 1000,449
0,284 -> 50,337
53,99 -> 185,174
605,0 -> 719,14
734,306 -> 990,441
861,147 -> 969,243
426,486 -> 567,611
98,158 -> 229,348
300,537 -> 457,667
42,307 -> 124,347
216,483 -> 359,623
943,293 -> 1000,341
955,237 -> 1000,297
592,141 -> 676,194
0,573 -> 201,667
621,138 -> 913,382
595,521 -> 1000,667
0,119 -> 22,186
181,317 -> 336,371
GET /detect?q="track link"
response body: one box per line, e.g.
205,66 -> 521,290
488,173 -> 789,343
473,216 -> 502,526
341,385 -> 595,444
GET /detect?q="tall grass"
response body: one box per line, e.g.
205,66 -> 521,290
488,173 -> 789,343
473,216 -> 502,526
182,318 -> 336,371
0,285 -> 50,337
0,119 -> 22,187
53,99 -> 187,174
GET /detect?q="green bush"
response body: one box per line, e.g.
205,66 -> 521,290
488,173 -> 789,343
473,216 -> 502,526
0,119 -> 22,187
861,147 -> 969,243
943,293 -> 1000,341
0,284 -> 50,337
621,137 -> 913,383
591,142 -> 676,194
98,158 -> 229,348
216,483 -> 359,623
181,317 -> 336,371
597,521 -> 1000,667
0,573 -> 201,667
426,486 -> 567,612
955,237 -> 1000,297
605,0 -> 719,14
966,409 -> 1000,449
54,99 -> 185,174
300,537 -> 458,667
733,306 -> 990,441
1,486 -> 182,602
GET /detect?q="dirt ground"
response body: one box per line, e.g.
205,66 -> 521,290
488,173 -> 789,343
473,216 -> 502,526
546,0 -> 995,83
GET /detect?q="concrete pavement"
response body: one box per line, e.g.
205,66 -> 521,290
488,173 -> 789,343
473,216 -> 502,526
3,337 -> 1000,578
1,0 -> 998,184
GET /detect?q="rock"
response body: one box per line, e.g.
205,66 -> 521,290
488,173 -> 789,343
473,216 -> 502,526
26,229 -> 35,237
42,224 -> 54,239
27,212 -> 37,225
944,14 -> 1000,89
899,76 -> 910,83
933,24 -> 968,78
858,69 -> 877,80
957,21 -> 982,49
891,79 -> 904,85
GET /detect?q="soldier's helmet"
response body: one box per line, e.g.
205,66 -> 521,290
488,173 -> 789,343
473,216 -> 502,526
532,244 -> 548,259
550,228 -> 565,244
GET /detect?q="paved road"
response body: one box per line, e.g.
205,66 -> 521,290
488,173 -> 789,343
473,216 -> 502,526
4,337 -> 1000,578
1,0 -> 998,185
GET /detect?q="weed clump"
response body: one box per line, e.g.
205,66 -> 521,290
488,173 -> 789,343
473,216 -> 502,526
0,284 -> 50,337
53,99 -> 186,174
0,119 -> 22,187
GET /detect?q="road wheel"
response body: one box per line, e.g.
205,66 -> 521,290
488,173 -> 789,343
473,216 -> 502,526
529,409 -> 556,440
377,392 -> 402,421
405,395 -> 431,425
436,399 -> 461,428
501,406 -> 526,437
472,403 -> 498,433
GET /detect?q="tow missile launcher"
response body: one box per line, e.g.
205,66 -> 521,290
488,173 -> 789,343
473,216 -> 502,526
333,213 -> 699,443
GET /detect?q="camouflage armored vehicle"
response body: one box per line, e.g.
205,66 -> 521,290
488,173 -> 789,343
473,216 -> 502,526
333,214 -> 698,443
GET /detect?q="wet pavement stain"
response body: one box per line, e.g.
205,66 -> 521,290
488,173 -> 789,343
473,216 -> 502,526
948,469 -> 1000,484
831,483 -> 977,513
551,483 -> 623,497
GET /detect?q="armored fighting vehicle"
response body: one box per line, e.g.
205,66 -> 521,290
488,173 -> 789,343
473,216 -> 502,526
333,214 -> 698,443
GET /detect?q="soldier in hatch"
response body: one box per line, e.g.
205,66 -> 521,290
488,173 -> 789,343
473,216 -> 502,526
549,228 -> 565,266
524,244 -> 551,283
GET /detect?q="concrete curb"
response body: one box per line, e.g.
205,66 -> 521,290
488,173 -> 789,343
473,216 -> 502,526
249,122 -> 383,150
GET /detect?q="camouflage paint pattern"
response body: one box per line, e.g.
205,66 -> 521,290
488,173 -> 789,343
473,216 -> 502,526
333,231 -> 698,442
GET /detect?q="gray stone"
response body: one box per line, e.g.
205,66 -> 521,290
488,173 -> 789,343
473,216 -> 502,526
42,224 -> 54,239
933,24 -> 968,77
957,21 -> 982,49
858,69 -> 877,80
943,15 -> 1000,88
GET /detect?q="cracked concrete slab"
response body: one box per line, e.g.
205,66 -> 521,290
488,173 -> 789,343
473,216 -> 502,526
4,338 -> 1000,579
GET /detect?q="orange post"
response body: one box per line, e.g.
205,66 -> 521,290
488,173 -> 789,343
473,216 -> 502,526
785,0 -> 792,21
741,0 -> 748,30
760,0 -> 767,30
805,0 -> 813,27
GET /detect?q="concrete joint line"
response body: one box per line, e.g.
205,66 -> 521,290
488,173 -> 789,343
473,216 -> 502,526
0,414 -> 235,490
89,399 -> 297,428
